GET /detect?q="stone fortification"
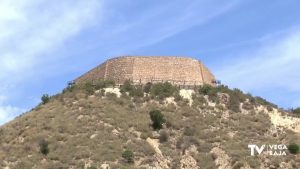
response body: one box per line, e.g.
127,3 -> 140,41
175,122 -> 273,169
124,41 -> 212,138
75,56 -> 216,86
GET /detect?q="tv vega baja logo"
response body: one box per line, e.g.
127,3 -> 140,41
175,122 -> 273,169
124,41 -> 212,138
248,144 -> 287,156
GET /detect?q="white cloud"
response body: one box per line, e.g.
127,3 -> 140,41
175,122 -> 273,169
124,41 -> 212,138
0,0 -> 102,124
215,29 -> 300,107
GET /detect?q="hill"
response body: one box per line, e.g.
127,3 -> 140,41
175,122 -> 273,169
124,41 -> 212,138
0,81 -> 300,169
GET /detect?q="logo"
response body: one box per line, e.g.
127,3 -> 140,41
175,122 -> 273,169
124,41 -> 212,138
248,144 -> 287,156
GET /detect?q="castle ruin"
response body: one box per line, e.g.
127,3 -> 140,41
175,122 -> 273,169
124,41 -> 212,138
75,56 -> 216,86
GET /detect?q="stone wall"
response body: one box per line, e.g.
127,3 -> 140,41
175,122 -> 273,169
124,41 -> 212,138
75,56 -> 216,86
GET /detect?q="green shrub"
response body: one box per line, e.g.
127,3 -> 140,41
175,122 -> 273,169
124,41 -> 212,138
143,82 -> 152,93
41,94 -> 50,104
122,149 -> 134,163
39,139 -> 49,155
149,110 -> 166,130
84,82 -> 95,95
121,80 -> 134,93
94,79 -> 115,90
198,84 -> 213,95
129,86 -> 144,97
292,108 -> 300,115
150,82 -> 177,99
288,143 -> 299,154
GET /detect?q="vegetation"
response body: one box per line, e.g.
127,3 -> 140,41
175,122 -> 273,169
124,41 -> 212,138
159,130 -> 169,143
292,107 -> 300,115
150,82 -> 178,99
122,149 -> 134,163
1,80 -> 299,168
288,143 -> 299,154
41,94 -> 50,104
39,139 -> 49,155
87,166 -> 97,169
149,110 -> 166,130
198,84 -> 213,95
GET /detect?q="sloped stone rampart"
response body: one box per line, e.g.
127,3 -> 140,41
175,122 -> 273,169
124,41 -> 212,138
75,56 -> 216,86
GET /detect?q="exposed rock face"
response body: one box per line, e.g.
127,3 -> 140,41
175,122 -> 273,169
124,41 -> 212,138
75,56 -> 216,86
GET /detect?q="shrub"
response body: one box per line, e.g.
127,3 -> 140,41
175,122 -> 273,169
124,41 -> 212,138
159,130 -> 169,143
121,80 -> 134,93
292,108 -> 300,115
183,126 -> 195,136
39,139 -> 49,155
87,166 -> 97,169
198,84 -> 213,95
129,86 -> 144,97
84,82 -> 95,95
149,110 -> 166,130
227,94 -> 240,112
122,149 -> 134,163
94,79 -> 115,90
143,82 -> 152,93
288,143 -> 299,154
41,94 -> 50,104
150,82 -> 177,99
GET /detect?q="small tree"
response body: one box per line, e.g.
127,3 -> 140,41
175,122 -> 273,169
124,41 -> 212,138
39,139 -> 49,155
122,149 -> 134,163
149,110 -> 166,130
41,94 -> 50,104
288,143 -> 299,154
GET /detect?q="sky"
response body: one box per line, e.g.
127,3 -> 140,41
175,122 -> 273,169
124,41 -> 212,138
1,0 -> 300,125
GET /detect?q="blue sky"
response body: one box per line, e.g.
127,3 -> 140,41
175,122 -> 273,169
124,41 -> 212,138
1,0 -> 300,124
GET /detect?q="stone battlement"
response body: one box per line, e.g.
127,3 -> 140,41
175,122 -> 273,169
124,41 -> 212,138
75,56 -> 216,86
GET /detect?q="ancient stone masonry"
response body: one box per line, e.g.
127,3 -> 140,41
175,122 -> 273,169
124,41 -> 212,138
75,56 -> 216,86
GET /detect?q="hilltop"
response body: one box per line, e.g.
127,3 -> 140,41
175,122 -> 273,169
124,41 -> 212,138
0,80 -> 300,169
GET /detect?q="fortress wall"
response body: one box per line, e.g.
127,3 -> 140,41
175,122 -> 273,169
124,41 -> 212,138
75,62 -> 107,83
199,62 -> 215,85
75,56 -> 216,86
105,57 -> 134,84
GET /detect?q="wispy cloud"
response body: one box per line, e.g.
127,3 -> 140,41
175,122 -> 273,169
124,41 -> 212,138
215,28 -> 300,108
0,0 -> 102,124
87,0 -> 240,55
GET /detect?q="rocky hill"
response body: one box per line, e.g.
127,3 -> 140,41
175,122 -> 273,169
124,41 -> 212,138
0,81 -> 300,169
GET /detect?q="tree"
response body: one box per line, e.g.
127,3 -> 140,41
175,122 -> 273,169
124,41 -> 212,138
149,110 -> 166,130
288,143 -> 299,154
122,149 -> 134,163
39,139 -> 49,155
41,94 -> 50,104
